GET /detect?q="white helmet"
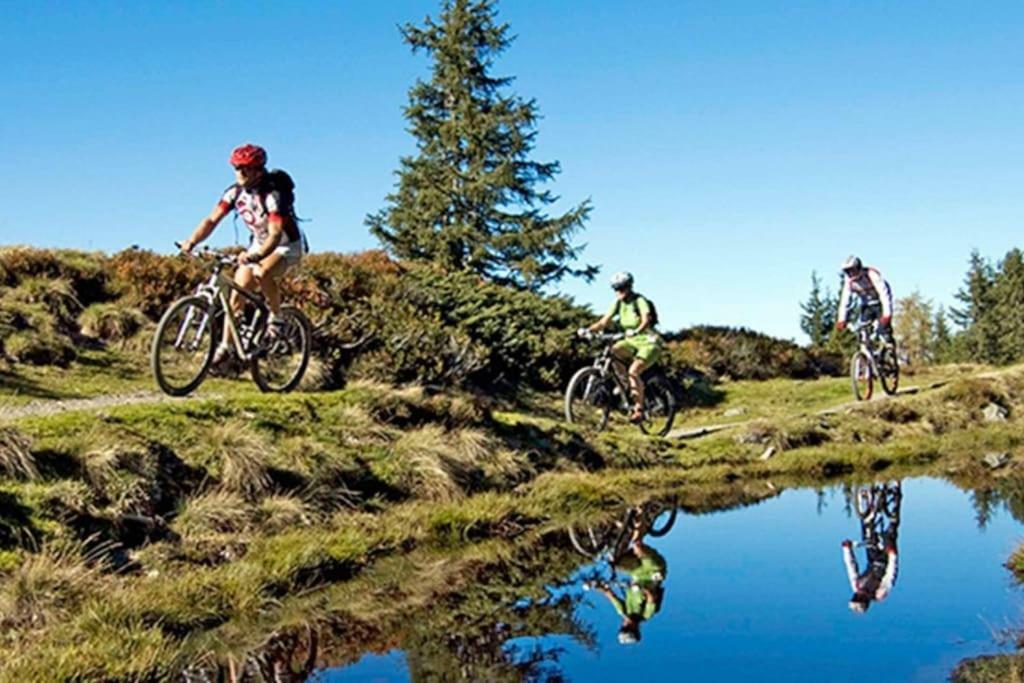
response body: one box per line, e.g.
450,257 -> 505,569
610,271 -> 634,291
841,255 -> 863,273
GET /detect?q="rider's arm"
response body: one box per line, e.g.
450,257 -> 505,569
836,278 -> 852,324
249,215 -> 284,261
875,548 -> 898,600
842,541 -> 859,590
587,301 -> 618,333
868,270 -> 892,319
182,201 -> 230,252
634,297 -> 653,334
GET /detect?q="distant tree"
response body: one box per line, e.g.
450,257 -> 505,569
367,0 -> 596,291
951,250 -> 999,363
894,291 -> 935,366
931,306 -> 955,364
990,248 -> 1024,362
799,271 -> 835,347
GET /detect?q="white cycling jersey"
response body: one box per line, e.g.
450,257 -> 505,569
217,183 -> 300,247
838,267 -> 893,323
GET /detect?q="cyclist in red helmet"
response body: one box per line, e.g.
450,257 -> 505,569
181,144 -> 307,364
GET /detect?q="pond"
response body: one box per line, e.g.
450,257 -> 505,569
314,477 -> 1024,682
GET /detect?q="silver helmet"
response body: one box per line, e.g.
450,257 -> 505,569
841,255 -> 863,273
610,271 -> 634,291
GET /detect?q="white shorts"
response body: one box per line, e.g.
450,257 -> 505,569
248,231 -> 307,278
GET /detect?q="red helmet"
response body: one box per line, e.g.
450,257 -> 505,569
229,143 -> 267,168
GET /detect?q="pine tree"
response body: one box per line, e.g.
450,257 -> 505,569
990,248 -> 1024,362
951,250 -> 998,363
932,306 -> 954,364
367,0 -> 596,291
799,271 -> 835,348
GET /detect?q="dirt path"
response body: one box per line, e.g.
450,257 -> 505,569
666,380 -> 951,440
0,390 -> 205,422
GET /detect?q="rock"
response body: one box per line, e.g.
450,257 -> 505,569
982,403 -> 1009,423
983,452 -> 1011,469
723,407 -> 748,418
759,446 -> 776,461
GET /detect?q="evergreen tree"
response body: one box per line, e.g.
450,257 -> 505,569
932,306 -> 954,364
367,0 -> 596,291
990,248 -> 1024,362
951,250 -> 998,363
799,271 -> 834,347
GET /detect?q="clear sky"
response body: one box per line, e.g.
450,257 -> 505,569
3,1 -> 1022,341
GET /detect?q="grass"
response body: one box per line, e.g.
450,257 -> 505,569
1,360 -> 1024,679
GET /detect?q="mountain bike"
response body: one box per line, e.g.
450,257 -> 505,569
151,246 -> 311,396
568,498 -> 678,562
849,318 -> 899,401
565,332 -> 677,436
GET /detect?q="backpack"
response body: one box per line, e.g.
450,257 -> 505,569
617,294 -> 659,328
258,169 -> 303,244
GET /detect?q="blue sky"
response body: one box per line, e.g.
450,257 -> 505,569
3,1 -> 1022,340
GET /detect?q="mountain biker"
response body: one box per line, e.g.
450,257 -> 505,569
835,256 -> 894,344
577,272 -> 662,423
180,144 -> 307,364
841,482 -> 901,613
593,513 -> 668,644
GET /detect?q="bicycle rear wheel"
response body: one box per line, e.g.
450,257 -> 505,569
639,374 -> 677,437
878,344 -> 900,396
565,367 -> 613,431
250,305 -> 312,393
644,500 -> 678,536
851,351 -> 874,401
151,296 -> 216,396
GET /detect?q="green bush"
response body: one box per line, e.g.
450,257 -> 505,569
78,303 -> 148,343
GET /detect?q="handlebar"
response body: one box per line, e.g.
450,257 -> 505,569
576,331 -> 625,343
175,242 -> 237,266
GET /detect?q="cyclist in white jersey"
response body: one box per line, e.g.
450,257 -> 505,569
181,143 -> 307,363
835,256 -> 894,343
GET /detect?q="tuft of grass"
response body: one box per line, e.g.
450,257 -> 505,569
0,427 -> 38,480
7,276 -> 83,327
173,490 -> 254,540
256,495 -> 314,534
205,422 -> 273,500
375,425 -> 485,502
0,539 -> 107,631
78,302 -> 148,343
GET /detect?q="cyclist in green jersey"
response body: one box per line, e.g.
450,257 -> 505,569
578,272 -> 663,423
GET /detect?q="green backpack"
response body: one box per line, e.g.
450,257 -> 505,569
617,294 -> 659,328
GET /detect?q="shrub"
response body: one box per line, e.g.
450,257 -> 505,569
106,248 -> 206,319
78,303 -> 148,343
0,247 -> 107,306
3,329 -> 76,366
665,326 -> 840,381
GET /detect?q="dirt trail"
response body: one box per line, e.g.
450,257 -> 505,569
0,391 -> 205,422
666,380 -> 951,440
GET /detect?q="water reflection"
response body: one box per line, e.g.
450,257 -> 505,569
570,499 -> 676,645
841,481 -> 902,613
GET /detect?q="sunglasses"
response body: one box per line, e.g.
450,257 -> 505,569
233,165 -> 260,173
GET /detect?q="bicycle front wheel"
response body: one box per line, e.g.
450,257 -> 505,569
564,367 -> 613,431
851,351 -> 874,401
639,374 -> 677,437
878,344 -> 900,396
250,305 -> 312,393
151,296 -> 216,396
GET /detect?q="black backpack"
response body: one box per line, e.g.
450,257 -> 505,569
257,169 -> 304,244
617,294 -> 659,328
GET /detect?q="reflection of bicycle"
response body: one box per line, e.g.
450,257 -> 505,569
568,498 -> 677,562
853,481 -> 901,545
565,332 -> 677,436
151,247 -> 311,396
849,318 -> 899,401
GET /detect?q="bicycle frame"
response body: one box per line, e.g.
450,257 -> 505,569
179,255 -> 270,362
588,338 -> 634,411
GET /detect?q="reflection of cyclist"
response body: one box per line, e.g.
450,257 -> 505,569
591,513 -> 668,644
577,272 -> 663,423
181,144 -> 307,364
841,482 -> 901,613
835,256 -> 894,344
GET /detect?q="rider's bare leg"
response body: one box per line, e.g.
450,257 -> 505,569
628,358 -> 648,420
222,265 -> 257,349
254,252 -> 287,318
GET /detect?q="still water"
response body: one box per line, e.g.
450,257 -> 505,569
316,478 -> 1024,682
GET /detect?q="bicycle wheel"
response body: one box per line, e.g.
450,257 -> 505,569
850,351 -> 874,401
639,374 -> 677,437
250,306 -> 312,393
564,367 -> 613,431
855,487 -> 876,519
151,296 -> 216,396
878,343 -> 900,396
644,501 -> 678,537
